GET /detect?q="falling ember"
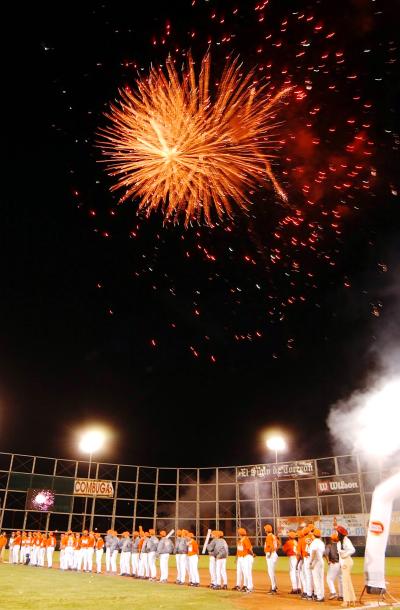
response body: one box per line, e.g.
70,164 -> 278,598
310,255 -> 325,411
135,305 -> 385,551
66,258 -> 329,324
98,52 -> 291,226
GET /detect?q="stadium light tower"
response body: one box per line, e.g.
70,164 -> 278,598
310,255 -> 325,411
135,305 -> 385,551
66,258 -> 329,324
266,434 -> 287,464
79,428 -> 106,531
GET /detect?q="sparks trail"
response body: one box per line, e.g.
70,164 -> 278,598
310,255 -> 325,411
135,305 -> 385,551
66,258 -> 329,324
98,52 -> 291,227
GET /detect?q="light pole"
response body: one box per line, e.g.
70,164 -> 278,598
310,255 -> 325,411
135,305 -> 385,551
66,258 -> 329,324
266,434 -> 287,534
79,429 -> 105,531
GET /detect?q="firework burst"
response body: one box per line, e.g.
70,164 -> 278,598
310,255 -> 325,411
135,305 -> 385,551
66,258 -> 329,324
99,52 -> 291,226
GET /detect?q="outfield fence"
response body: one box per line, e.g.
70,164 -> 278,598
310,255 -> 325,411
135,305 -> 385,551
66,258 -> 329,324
0,451 -> 399,551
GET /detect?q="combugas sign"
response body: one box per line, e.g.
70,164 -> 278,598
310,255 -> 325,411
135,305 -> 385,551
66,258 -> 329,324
74,479 -> 114,497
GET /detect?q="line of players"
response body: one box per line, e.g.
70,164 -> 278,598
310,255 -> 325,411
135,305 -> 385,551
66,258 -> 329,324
3,523 -> 354,602
264,523 -> 356,604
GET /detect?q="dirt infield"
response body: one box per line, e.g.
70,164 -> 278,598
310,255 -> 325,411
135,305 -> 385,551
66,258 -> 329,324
193,567 -> 400,610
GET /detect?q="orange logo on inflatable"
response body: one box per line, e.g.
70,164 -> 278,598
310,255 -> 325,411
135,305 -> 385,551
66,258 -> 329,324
369,521 -> 384,535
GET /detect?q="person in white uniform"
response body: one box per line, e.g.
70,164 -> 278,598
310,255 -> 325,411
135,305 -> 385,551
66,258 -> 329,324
309,528 -> 326,602
336,525 -> 356,608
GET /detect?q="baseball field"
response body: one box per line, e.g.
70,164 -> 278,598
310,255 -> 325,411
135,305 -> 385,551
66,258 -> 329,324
0,554 -> 399,610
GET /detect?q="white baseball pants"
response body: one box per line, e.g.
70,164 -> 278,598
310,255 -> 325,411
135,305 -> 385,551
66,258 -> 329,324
159,553 -> 169,581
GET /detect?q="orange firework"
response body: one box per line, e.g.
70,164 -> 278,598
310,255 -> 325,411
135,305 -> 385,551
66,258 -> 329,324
99,52 -> 291,226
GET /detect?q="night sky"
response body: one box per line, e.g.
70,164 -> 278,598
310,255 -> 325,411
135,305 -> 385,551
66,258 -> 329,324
3,0 -> 399,468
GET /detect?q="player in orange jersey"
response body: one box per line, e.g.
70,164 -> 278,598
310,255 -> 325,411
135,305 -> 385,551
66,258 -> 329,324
73,533 -> 82,571
65,530 -> 75,570
301,525 -> 315,600
32,532 -> 42,566
95,532 -> 104,573
87,531 -> 95,572
12,531 -> 21,564
46,532 -> 56,568
0,533 -> 7,562
234,527 -> 254,593
59,532 -> 68,570
20,533 -> 27,564
80,530 -> 91,572
264,523 -> 280,594
187,532 -> 200,586
283,530 -> 300,594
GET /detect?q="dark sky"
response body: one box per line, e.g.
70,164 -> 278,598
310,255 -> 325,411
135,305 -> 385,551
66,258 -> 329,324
3,0 -> 399,468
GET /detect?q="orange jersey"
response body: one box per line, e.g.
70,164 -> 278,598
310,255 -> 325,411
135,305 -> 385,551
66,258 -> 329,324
0,535 -> 7,547
88,536 -> 95,548
138,538 -> 145,552
80,536 -> 89,548
237,536 -> 253,557
14,535 -> 22,545
60,534 -> 68,549
96,537 -> 104,550
47,536 -> 56,547
188,540 -> 199,556
74,539 -> 81,550
264,533 -> 280,554
282,539 -> 297,557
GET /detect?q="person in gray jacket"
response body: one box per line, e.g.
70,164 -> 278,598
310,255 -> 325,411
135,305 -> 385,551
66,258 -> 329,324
214,531 -> 229,590
325,532 -> 343,601
109,532 -> 120,574
131,531 -> 140,578
147,529 -> 159,581
157,530 -> 174,582
119,532 -> 132,576
104,529 -> 114,573
174,529 -> 182,583
175,529 -> 189,584
139,531 -> 150,579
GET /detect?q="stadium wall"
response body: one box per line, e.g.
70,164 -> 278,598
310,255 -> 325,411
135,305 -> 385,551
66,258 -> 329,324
0,451 -> 398,552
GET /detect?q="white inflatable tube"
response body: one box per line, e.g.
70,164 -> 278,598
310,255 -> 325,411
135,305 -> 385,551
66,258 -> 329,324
364,470 -> 400,591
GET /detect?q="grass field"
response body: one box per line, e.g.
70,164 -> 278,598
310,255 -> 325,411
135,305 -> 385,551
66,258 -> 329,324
0,553 -> 399,610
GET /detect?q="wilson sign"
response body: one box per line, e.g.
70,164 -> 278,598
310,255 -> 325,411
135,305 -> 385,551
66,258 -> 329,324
317,476 -> 359,495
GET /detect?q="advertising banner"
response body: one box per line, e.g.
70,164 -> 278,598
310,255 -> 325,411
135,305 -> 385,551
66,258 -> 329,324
237,460 -> 315,481
317,475 -> 360,495
73,479 -> 114,497
277,512 -> 400,537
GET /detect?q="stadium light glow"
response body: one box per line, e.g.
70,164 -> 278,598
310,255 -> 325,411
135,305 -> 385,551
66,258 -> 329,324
79,429 -> 106,455
266,434 -> 287,463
